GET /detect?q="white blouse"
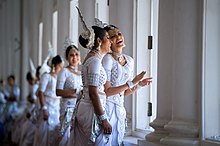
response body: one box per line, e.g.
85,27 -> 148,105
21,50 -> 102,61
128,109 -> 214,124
39,73 -> 57,98
82,56 -> 107,95
102,53 -> 134,87
56,67 -> 82,93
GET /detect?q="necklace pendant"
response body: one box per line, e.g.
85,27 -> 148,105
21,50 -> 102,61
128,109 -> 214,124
118,56 -> 123,63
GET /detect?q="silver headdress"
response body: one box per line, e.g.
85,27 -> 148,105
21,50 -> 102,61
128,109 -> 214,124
29,58 -> 36,79
39,41 -> 55,76
63,37 -> 75,50
94,18 -> 107,28
76,6 -> 95,49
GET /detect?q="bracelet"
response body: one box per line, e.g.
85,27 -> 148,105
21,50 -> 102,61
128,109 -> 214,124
126,81 -> 134,89
42,105 -> 47,110
98,113 -> 107,122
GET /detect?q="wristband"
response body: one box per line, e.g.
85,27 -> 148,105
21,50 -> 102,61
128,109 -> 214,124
126,81 -> 134,89
98,113 -> 107,122
42,105 -> 47,110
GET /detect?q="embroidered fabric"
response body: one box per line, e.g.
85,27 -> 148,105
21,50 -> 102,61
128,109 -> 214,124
82,57 -> 106,93
57,68 -> 82,92
39,73 -> 58,98
102,53 -> 134,145
56,67 -> 82,145
75,56 -> 107,144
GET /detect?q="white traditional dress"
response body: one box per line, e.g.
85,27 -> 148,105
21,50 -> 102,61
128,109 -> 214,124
56,67 -> 82,146
19,83 -> 39,146
4,84 -> 20,143
33,73 -> 60,146
72,55 -> 110,146
102,53 -> 134,145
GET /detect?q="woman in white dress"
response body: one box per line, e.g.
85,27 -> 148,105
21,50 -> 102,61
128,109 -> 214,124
19,71 -> 39,146
33,55 -> 64,146
102,25 -> 152,145
71,25 -> 113,146
56,45 -> 82,146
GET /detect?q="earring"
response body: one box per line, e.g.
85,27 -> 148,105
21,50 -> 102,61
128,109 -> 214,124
52,65 -> 55,72
97,43 -> 101,51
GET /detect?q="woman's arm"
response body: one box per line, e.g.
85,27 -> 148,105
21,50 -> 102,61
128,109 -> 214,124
104,71 -> 147,97
56,89 -> 77,98
38,90 -> 48,120
88,86 -> 105,115
88,85 -> 112,134
124,77 -> 152,96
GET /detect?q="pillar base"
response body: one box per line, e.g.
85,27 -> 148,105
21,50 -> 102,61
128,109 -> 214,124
145,119 -> 169,142
160,137 -> 199,146
160,120 -> 199,146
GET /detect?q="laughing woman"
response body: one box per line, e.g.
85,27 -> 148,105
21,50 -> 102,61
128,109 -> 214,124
102,25 -> 152,146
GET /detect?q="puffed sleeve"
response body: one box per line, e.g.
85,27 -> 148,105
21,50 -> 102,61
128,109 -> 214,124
102,54 -> 113,81
87,58 -> 102,86
56,68 -> 67,89
39,73 -> 49,92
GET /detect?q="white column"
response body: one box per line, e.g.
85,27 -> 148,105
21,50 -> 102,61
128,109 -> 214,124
12,0 -> 21,86
20,0 -> 30,100
160,0 -> 201,146
29,0 -> 40,65
0,1 -> 7,79
57,0 -> 70,56
6,0 -> 12,75
42,0 -> 53,59
143,0 -> 174,144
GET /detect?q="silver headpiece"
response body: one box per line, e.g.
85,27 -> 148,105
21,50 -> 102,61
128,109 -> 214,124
76,6 -> 95,49
63,37 -> 75,50
94,18 -> 107,28
29,58 -> 36,79
39,41 -> 55,76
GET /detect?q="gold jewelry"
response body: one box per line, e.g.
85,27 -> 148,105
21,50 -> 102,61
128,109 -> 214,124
98,43 -> 101,51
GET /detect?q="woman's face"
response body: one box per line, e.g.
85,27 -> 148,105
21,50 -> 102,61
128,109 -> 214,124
67,49 -> 81,66
100,32 -> 112,54
108,28 -> 125,51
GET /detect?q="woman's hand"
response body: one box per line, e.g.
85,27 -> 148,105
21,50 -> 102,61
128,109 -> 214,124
139,77 -> 153,87
43,110 -> 49,121
102,119 -> 112,135
132,71 -> 146,84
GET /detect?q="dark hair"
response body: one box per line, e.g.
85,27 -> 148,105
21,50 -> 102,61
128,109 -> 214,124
26,72 -> 34,81
65,45 -> 79,59
36,65 -> 41,79
104,24 -> 118,32
51,55 -> 63,66
79,26 -> 107,49
7,75 -> 15,81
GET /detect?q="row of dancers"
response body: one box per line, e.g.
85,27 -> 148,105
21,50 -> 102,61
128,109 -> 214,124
0,21 -> 152,146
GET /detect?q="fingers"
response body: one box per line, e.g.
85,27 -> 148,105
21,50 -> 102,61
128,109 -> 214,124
104,128 -> 112,135
139,77 -> 153,86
